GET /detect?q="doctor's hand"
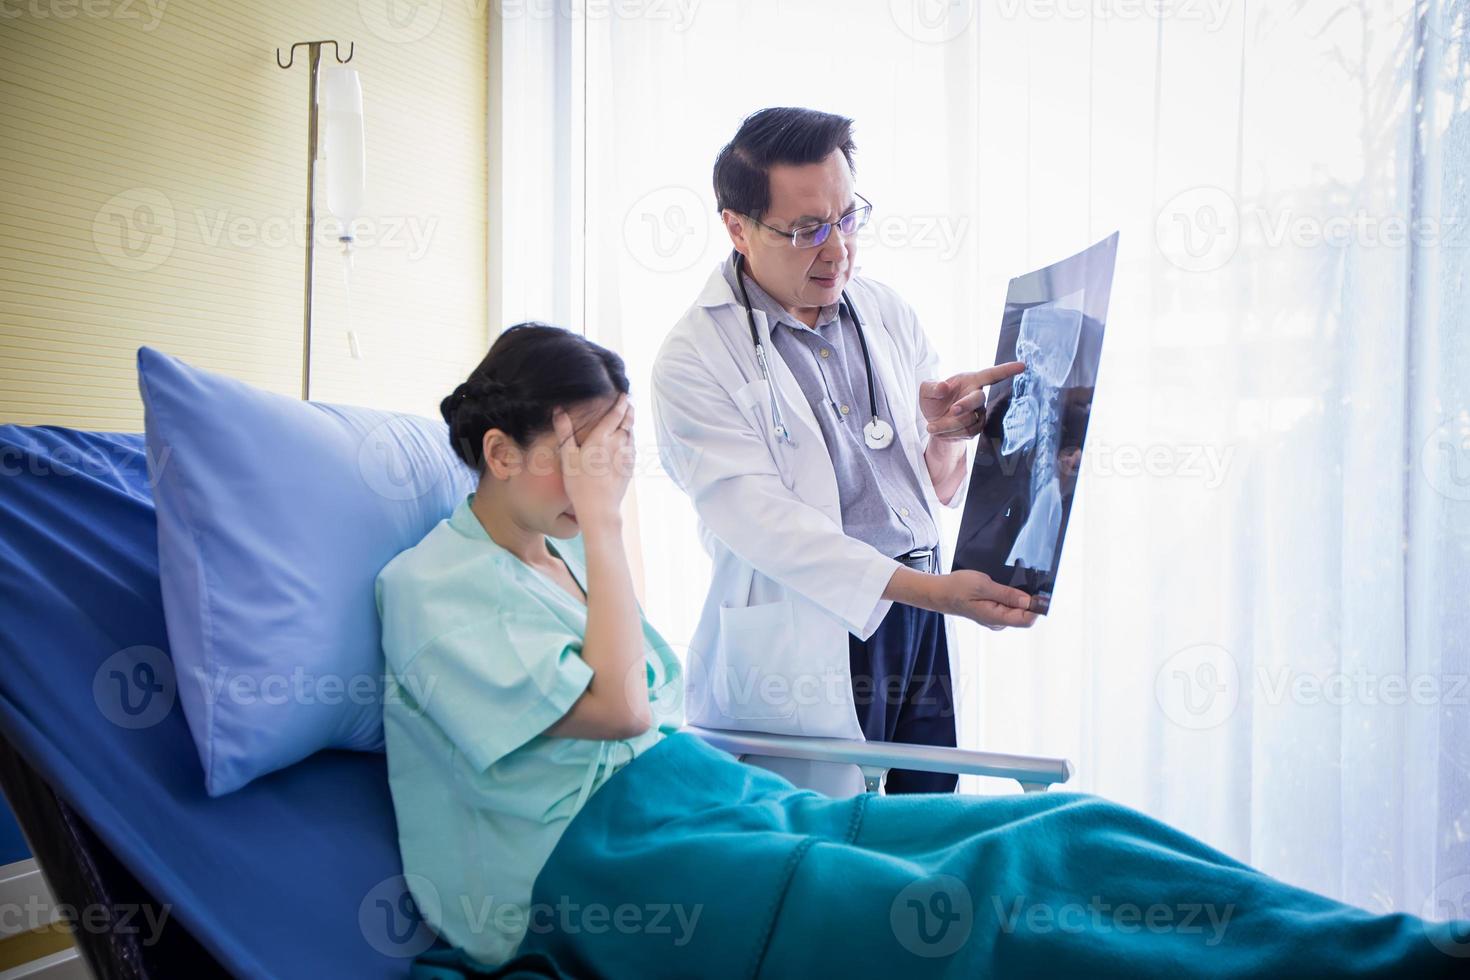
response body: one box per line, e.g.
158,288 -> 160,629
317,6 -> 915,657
920,361 -> 1026,441
886,566 -> 1037,629
553,395 -> 636,526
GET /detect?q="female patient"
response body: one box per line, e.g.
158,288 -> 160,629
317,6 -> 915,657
378,324 -> 1466,978
376,323 -> 680,967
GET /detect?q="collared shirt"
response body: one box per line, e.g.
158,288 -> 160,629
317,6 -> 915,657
376,494 -> 683,967
722,255 -> 938,558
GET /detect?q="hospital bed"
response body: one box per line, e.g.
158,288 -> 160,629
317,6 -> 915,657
0,425 -> 1071,979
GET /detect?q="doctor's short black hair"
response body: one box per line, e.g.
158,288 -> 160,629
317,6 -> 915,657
713,107 -> 856,221
440,322 -> 629,470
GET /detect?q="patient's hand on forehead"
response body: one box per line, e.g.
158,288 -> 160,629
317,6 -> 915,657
554,394 -> 636,524
559,395 -> 634,446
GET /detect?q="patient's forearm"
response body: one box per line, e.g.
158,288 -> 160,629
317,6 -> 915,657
548,516 -> 651,740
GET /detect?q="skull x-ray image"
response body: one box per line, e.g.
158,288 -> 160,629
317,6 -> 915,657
953,232 -> 1119,614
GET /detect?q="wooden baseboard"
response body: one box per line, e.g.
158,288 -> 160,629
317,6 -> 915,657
0,861 -> 82,977
0,928 -> 79,975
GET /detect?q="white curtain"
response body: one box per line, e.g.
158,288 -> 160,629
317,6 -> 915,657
492,0 -> 1470,918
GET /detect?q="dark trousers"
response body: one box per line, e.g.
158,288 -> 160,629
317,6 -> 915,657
848,564 -> 958,795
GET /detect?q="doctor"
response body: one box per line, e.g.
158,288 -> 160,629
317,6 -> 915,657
651,107 -> 1036,794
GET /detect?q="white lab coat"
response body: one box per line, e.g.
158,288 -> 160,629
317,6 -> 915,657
651,262 -> 972,789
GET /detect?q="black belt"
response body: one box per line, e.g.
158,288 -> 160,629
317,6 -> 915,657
894,548 -> 938,571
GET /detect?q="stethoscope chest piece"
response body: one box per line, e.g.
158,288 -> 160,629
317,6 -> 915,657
863,417 -> 895,450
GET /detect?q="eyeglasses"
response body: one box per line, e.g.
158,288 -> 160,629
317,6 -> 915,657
745,193 -> 872,249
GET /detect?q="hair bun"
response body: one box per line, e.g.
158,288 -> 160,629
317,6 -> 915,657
468,378 -> 511,403
440,380 -> 477,426
442,378 -> 515,426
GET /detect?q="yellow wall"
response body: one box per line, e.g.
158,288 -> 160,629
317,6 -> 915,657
0,0 -> 488,427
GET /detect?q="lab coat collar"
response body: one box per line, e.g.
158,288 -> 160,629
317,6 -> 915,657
694,260 -> 741,309
701,263 -> 824,450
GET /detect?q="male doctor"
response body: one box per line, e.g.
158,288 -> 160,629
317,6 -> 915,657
651,107 -> 1036,794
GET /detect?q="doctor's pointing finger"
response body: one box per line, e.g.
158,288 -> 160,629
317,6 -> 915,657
650,107 -> 1034,795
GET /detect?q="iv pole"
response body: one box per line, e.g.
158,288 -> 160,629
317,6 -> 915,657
276,39 -> 354,401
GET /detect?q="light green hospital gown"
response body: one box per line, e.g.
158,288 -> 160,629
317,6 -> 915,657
375,493 -> 684,968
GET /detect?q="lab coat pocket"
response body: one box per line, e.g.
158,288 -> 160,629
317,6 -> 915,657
713,600 -> 800,723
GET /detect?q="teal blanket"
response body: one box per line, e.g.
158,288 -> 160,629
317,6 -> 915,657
510,733 -> 1467,978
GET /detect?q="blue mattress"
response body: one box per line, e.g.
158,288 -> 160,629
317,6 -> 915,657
0,426 -> 417,978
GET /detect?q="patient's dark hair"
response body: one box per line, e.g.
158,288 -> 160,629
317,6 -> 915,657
713,107 -> 857,220
441,323 -> 629,470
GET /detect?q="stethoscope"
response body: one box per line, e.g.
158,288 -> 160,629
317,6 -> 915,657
733,252 -> 896,452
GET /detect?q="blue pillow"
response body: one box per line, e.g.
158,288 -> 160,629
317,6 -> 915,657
137,347 -> 476,796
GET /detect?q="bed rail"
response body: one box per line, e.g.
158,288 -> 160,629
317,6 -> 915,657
683,725 -> 1074,794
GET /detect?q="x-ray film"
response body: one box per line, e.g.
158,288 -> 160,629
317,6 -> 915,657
952,231 -> 1119,614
